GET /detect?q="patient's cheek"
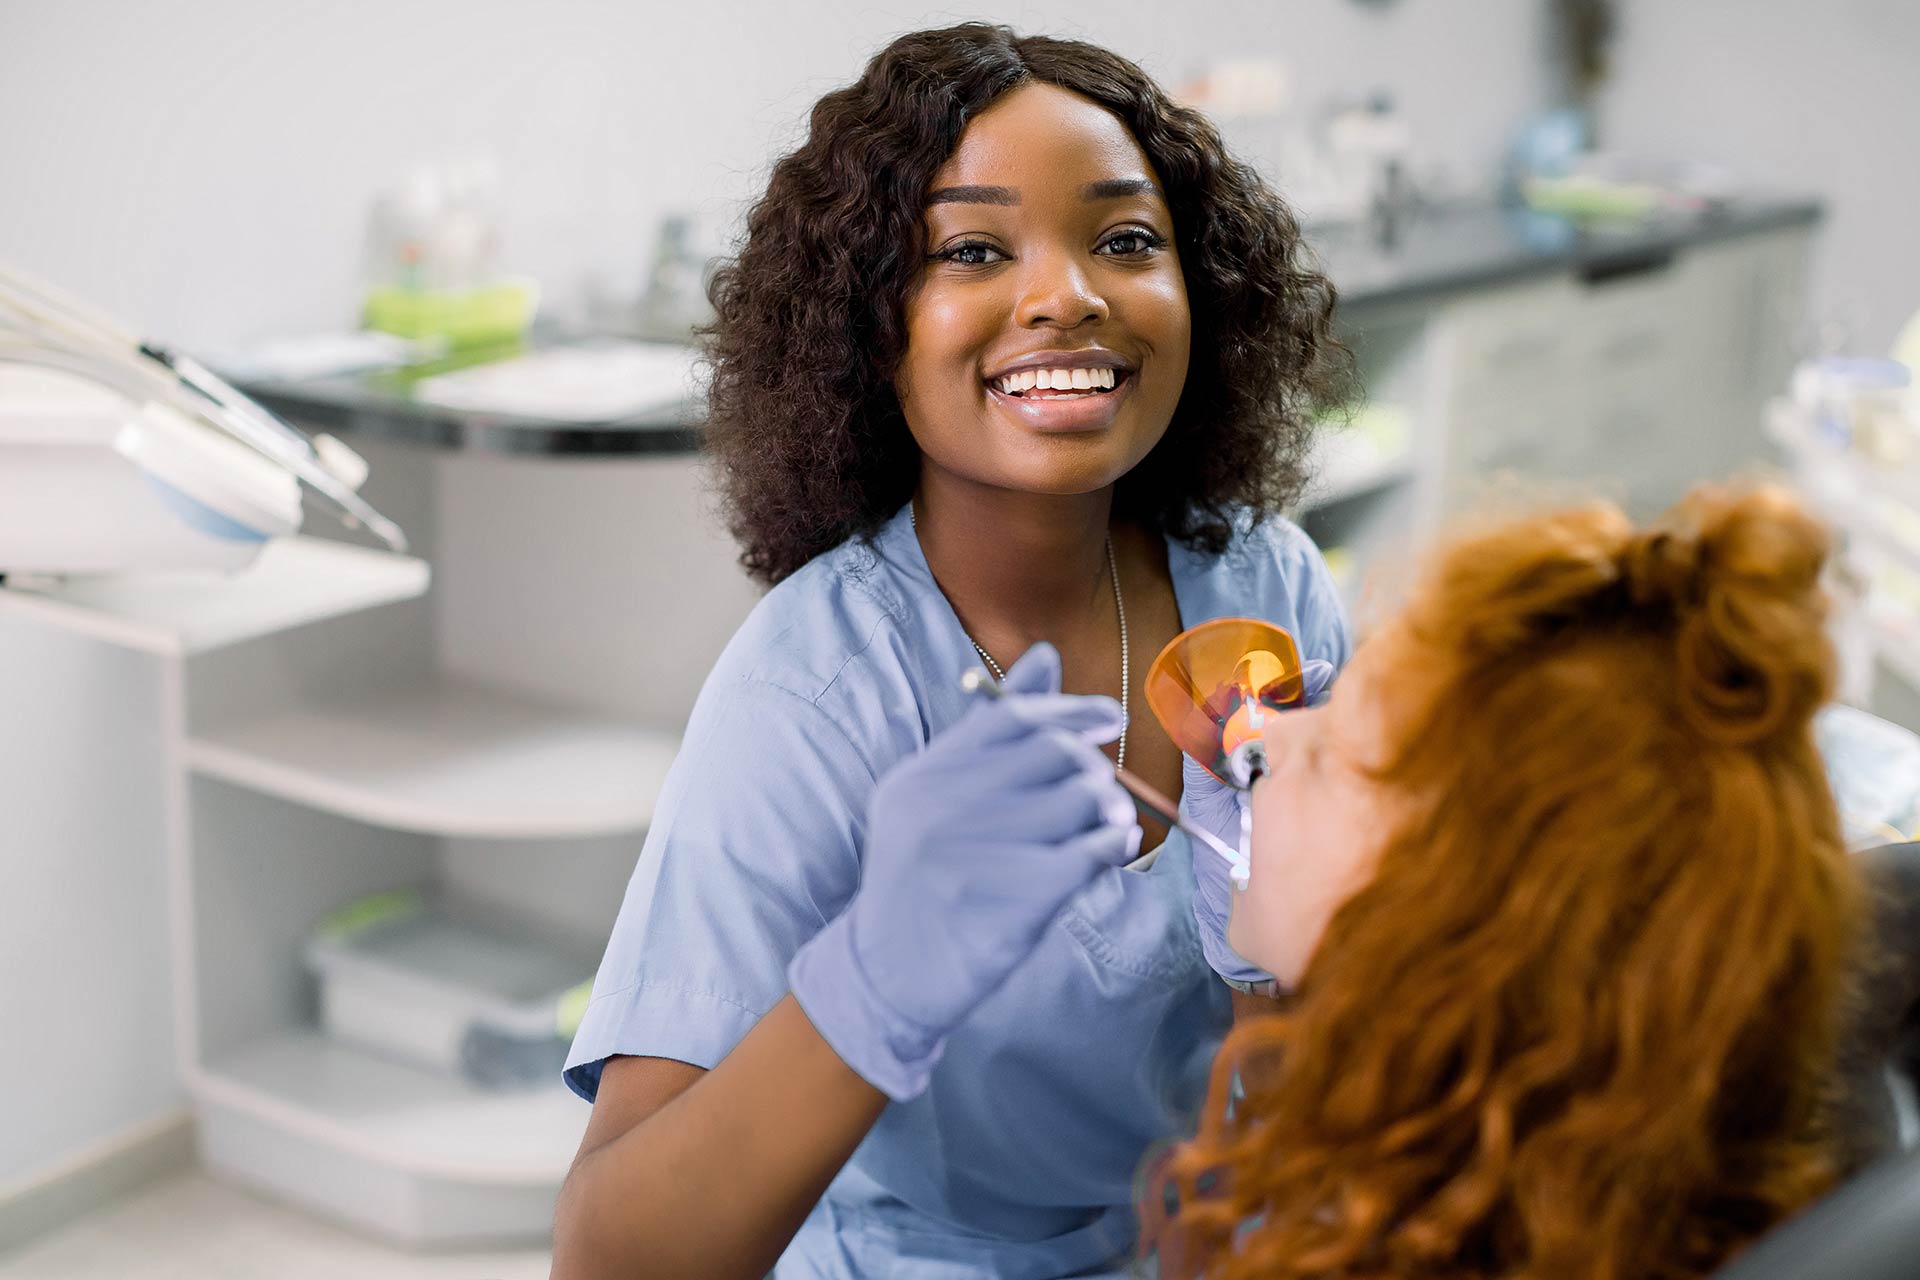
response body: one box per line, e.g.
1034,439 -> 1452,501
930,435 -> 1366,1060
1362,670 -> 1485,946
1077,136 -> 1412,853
1237,774 -> 1387,986
1228,778 -> 1300,975
1248,777 -> 1290,867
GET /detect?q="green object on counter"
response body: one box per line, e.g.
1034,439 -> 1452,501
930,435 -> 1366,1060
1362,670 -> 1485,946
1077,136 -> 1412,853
364,278 -> 538,348
1520,176 -> 1663,223
316,887 -> 425,941
1312,400 -> 1412,451
556,978 -> 593,1039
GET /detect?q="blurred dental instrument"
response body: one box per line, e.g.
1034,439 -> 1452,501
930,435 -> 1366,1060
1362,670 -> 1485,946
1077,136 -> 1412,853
958,666 -> 1246,877
0,263 -> 407,576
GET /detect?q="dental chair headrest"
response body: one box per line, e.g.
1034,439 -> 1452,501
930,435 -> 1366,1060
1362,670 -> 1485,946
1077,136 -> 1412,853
1710,1146 -> 1920,1279
1728,841 -> 1920,1278
1833,841 -> 1920,1170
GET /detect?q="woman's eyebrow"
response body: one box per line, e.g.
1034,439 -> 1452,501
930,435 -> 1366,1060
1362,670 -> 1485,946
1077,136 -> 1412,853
927,184 -> 1020,206
1082,177 -> 1161,201
925,177 -> 1164,207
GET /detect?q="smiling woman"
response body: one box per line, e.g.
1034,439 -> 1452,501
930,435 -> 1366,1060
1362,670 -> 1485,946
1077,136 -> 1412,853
901,83 -> 1193,496
703,27 -> 1347,587
551,24 -> 1353,1280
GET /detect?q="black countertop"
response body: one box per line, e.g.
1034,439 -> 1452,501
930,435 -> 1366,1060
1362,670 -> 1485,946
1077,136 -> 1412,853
234,348 -> 706,458
238,197 -> 1821,458
1319,196 -> 1822,312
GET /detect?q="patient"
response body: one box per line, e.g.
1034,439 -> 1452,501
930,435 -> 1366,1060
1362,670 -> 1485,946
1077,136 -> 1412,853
1154,482 -> 1865,1279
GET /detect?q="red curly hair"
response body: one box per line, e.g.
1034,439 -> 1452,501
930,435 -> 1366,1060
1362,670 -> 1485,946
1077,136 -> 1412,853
1154,483 -> 1863,1279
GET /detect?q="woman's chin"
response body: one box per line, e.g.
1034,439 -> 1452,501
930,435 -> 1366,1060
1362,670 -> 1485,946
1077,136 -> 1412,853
988,423 -> 1162,494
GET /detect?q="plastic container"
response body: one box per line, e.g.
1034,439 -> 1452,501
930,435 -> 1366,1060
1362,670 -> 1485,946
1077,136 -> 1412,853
1791,357 -> 1913,452
305,889 -> 593,1089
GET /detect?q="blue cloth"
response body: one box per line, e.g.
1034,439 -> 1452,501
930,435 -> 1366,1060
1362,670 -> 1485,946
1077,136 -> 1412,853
564,503 -> 1351,1279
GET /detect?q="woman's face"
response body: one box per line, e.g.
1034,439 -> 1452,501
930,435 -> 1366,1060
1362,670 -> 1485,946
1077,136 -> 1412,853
896,82 -> 1192,496
1229,635 -> 1404,988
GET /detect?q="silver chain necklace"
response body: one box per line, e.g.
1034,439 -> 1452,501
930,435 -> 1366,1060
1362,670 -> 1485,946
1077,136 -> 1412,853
912,509 -> 1129,771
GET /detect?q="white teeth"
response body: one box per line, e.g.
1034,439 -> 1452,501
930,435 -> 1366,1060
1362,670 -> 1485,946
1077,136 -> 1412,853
992,366 -> 1123,396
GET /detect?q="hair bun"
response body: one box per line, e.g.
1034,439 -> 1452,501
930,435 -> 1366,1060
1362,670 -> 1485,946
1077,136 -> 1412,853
1622,484 -> 1833,746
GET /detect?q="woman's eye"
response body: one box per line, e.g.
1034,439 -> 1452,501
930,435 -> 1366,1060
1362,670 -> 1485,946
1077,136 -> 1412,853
934,241 -> 1007,267
1098,228 -> 1165,257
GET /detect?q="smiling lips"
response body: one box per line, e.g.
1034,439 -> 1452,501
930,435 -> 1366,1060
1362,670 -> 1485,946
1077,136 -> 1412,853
983,354 -> 1137,432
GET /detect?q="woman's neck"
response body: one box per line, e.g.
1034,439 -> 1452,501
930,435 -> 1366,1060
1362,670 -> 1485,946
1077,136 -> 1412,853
912,471 -> 1116,656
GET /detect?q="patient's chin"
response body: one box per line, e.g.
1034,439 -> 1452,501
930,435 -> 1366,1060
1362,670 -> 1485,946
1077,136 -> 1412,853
1227,900 -> 1288,981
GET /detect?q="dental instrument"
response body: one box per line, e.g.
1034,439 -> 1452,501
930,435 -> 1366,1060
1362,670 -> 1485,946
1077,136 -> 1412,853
959,665 -> 1247,876
0,264 -> 408,577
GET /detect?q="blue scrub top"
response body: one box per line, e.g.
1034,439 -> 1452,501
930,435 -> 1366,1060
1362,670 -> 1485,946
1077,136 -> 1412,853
565,503 -> 1351,1278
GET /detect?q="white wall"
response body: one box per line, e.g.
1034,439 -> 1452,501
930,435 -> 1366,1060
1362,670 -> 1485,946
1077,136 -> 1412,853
0,621 -> 179,1187
0,0 -> 1553,349
1598,0 -> 1920,355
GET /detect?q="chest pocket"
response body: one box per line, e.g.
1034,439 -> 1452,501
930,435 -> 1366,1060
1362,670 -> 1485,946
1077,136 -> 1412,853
1058,830 -> 1209,989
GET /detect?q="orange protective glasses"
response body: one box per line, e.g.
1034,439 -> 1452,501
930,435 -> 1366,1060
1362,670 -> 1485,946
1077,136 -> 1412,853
1145,617 -> 1305,786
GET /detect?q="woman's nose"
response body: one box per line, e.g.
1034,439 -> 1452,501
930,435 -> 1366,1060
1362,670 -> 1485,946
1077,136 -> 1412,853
1260,703 -> 1318,757
1014,253 -> 1109,329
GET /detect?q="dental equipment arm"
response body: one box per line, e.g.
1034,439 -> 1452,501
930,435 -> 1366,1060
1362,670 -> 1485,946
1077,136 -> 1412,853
0,263 -> 406,553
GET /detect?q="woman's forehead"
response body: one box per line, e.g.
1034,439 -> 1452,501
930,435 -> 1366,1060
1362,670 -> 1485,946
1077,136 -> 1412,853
931,82 -> 1157,193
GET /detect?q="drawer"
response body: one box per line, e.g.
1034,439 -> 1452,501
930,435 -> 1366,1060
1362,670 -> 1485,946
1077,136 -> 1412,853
1570,258 -> 1687,376
1443,389 -> 1590,486
1441,278 -> 1580,404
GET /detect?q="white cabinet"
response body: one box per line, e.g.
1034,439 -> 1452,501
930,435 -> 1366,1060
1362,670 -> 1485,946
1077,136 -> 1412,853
1,438 -> 759,1247
1302,223 -> 1814,617
168,444 -> 757,1245
1431,227 -> 1812,519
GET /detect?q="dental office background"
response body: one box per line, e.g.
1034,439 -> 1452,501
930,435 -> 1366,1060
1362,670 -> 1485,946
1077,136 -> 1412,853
4,0 -> 1919,1271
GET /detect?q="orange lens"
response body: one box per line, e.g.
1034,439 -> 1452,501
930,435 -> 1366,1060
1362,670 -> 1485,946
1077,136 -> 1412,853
1145,617 -> 1304,782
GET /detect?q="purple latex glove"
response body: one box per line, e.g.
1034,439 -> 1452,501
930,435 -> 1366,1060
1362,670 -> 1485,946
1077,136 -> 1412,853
788,642 -> 1139,1101
1183,658 -> 1336,986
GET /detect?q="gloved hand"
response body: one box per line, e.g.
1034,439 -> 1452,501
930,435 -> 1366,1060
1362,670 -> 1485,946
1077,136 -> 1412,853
788,642 -> 1140,1101
1184,658 -> 1335,988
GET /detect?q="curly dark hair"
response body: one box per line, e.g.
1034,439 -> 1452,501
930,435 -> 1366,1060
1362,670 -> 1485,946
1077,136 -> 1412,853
703,23 -> 1346,585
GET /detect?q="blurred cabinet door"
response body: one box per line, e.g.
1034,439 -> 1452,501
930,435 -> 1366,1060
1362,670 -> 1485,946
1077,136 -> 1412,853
1672,228 -> 1813,481
1435,275 -> 1584,510
1573,252 -> 1690,512
1434,227 -> 1812,517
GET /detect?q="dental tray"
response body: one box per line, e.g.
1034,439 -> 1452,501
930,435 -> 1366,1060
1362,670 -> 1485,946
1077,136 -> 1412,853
304,889 -> 594,1090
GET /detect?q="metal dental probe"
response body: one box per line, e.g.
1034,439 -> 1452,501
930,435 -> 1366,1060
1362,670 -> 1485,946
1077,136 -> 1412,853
959,667 -> 1247,874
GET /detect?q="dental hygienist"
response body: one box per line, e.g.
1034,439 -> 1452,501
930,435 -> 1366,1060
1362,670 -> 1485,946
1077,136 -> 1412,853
552,24 -> 1349,1280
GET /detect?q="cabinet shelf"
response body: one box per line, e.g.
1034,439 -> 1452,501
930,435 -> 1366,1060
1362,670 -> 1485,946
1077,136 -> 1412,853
0,535 -> 428,656
1299,404 -> 1418,514
192,1030 -> 585,1243
189,677 -> 680,839
1303,445 -> 1418,510
196,1031 -> 584,1185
